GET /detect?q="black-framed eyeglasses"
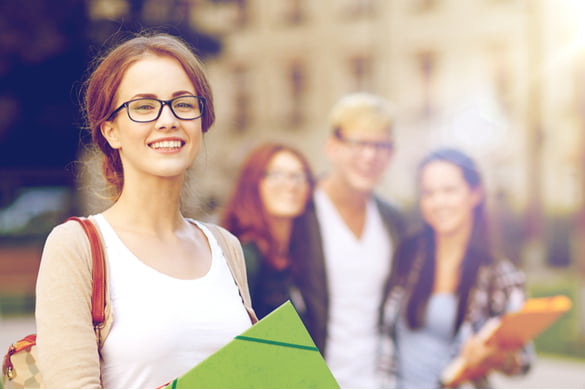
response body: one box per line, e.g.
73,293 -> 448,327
263,170 -> 309,185
333,129 -> 394,153
107,95 -> 206,123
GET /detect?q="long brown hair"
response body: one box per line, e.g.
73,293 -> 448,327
83,33 -> 215,200
402,148 -> 493,333
221,143 -> 314,268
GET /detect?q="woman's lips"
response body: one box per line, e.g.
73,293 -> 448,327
148,139 -> 185,150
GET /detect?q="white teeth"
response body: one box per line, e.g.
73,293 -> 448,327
150,140 -> 182,149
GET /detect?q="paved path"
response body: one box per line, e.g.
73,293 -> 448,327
491,355 -> 585,388
1,315 -> 584,388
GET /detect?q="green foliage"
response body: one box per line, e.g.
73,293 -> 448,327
0,294 -> 35,317
528,276 -> 585,359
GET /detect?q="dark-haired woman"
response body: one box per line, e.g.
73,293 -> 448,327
378,148 -> 532,388
221,143 -> 314,319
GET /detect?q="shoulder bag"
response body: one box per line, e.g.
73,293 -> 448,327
1,217 -> 105,389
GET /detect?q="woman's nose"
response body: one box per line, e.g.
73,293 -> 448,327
156,104 -> 179,129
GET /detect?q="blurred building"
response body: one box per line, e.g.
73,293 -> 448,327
187,0 -> 585,355
188,0 -> 581,215
78,0 -> 585,264
190,0 -> 585,270
1,0 -> 584,357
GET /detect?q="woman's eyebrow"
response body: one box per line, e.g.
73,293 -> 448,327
127,90 -> 196,100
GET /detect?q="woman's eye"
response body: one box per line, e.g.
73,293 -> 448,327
133,104 -> 155,111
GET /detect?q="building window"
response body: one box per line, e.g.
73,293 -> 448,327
490,44 -> 512,114
283,0 -> 305,25
413,0 -> 439,13
416,50 -> 436,119
140,0 -> 193,24
232,65 -> 251,133
286,60 -> 306,128
339,0 -> 376,19
348,55 -> 373,92
234,0 -> 249,28
142,0 -> 171,23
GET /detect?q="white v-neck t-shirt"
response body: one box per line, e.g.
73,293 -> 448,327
94,214 -> 252,389
314,189 -> 392,389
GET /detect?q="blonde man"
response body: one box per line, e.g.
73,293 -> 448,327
291,93 -> 405,388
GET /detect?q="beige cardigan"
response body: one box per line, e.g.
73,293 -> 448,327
35,216 -> 257,389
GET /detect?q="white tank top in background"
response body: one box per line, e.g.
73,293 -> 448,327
93,214 -> 252,389
315,189 -> 392,389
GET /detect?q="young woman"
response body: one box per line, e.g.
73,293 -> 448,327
221,143 -> 313,319
378,148 -> 532,388
35,33 -> 256,388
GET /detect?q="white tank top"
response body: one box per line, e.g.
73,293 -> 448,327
94,214 -> 252,389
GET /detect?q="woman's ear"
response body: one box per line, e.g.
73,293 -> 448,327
100,121 -> 121,149
471,187 -> 484,208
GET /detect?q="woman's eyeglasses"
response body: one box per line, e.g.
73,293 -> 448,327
263,170 -> 308,185
107,95 -> 206,123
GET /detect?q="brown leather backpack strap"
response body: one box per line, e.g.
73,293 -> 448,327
67,217 -> 106,327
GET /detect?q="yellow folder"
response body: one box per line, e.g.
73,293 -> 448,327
164,301 -> 340,389
441,294 -> 572,387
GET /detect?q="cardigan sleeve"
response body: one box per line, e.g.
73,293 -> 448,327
492,259 -> 534,377
35,220 -> 102,388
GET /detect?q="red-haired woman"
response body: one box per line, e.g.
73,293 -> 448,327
221,143 -> 314,319
35,33 -> 256,388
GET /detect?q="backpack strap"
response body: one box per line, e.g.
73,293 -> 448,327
67,217 -> 106,328
204,223 -> 257,324
2,217 -> 107,384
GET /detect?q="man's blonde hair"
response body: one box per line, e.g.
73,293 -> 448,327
329,92 -> 395,135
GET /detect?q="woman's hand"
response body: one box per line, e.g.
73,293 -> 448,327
460,333 -> 523,380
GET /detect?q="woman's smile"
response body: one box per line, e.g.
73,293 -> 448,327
148,138 -> 186,153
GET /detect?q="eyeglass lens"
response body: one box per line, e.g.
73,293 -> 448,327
264,170 -> 308,185
345,138 -> 393,152
334,130 -> 393,153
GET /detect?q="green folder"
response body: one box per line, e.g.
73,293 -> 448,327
165,301 -> 339,389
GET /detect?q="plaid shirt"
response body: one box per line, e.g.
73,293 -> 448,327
377,257 -> 532,388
